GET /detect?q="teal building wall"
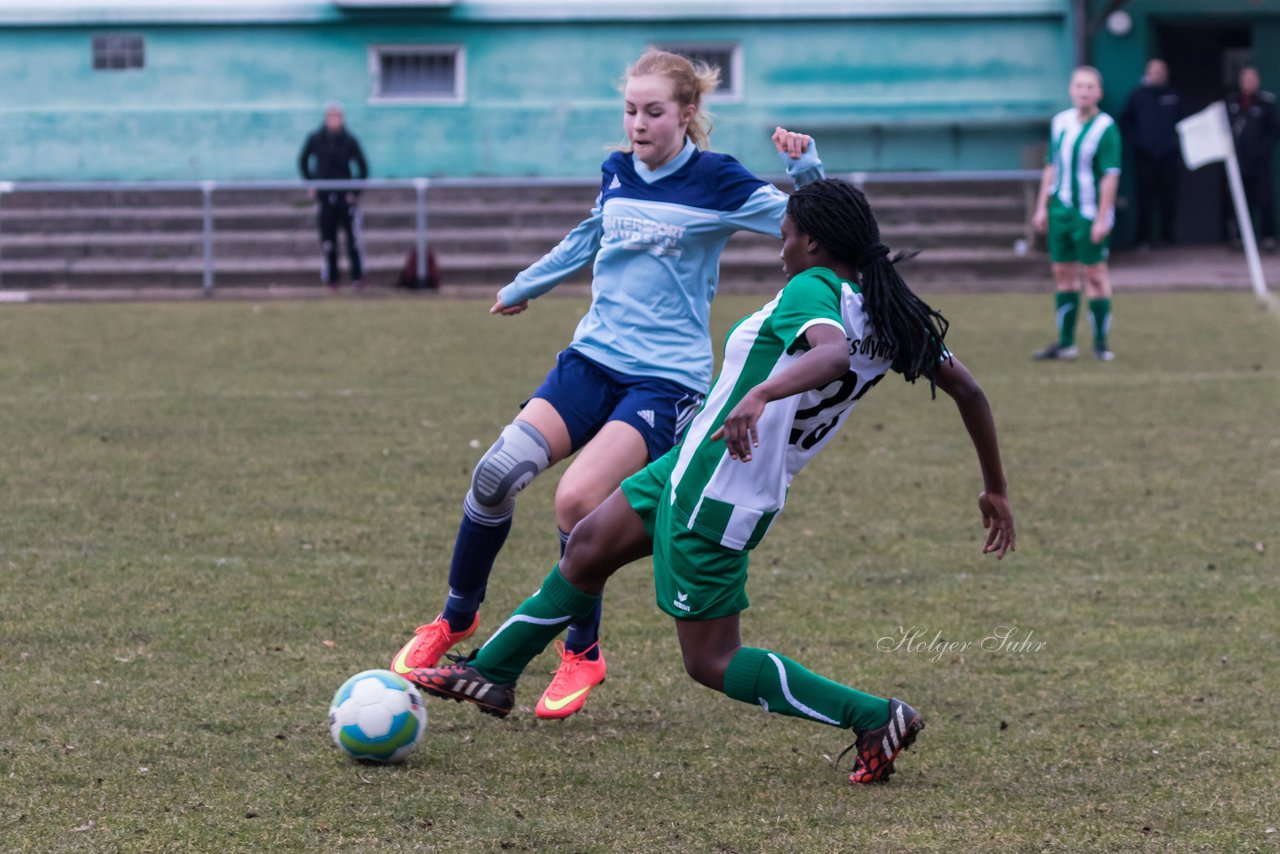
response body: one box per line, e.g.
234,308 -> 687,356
0,1 -> 1074,180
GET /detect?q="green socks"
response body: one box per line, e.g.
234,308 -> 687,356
722,647 -> 890,733
472,566 -> 600,684
1088,297 -> 1112,349
1055,291 -> 1081,348
469,579 -> 892,734
1052,292 -> 1111,350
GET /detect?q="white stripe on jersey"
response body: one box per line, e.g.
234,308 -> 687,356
1049,110 -> 1079,209
667,292 -> 777,495
1073,114 -> 1115,220
669,278 -> 893,550
1050,109 -> 1116,221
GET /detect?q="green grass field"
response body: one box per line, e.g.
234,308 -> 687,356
1,292 -> 1277,853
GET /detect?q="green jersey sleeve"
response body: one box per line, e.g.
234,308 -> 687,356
1095,121 -> 1122,176
768,267 -> 844,354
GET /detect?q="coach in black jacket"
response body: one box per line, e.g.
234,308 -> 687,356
1226,67 -> 1279,249
1120,59 -> 1184,248
299,102 -> 370,287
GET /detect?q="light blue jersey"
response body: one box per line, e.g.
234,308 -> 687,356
497,140 -> 823,393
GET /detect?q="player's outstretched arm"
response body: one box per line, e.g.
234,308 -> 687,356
491,206 -> 606,315
934,357 -> 1016,558
711,324 -> 848,462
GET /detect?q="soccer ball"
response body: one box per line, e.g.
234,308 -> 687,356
328,669 -> 427,764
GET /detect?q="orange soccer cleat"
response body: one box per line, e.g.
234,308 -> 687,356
534,640 -> 607,720
390,613 -> 480,675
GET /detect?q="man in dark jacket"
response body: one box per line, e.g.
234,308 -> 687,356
1226,67 -> 1279,250
1120,59 -> 1184,248
299,102 -> 370,287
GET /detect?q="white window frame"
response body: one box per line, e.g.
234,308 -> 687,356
92,33 -> 145,72
368,44 -> 466,104
654,41 -> 742,102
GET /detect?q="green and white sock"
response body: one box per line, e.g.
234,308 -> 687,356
722,647 -> 890,733
472,565 -> 599,684
1088,297 -> 1112,349
1056,291 -> 1081,348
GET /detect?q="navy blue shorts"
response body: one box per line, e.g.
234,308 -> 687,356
528,348 -> 704,461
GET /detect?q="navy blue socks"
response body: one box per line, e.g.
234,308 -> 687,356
441,508 -> 512,632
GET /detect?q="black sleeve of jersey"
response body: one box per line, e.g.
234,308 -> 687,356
1119,91 -> 1136,136
1265,97 -> 1280,147
1175,88 -> 1192,121
298,131 -> 318,180
349,135 -> 369,180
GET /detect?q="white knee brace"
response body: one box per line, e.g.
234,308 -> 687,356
466,420 -> 552,520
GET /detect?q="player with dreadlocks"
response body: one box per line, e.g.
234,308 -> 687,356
407,178 -> 1016,786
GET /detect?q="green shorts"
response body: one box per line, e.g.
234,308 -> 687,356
620,448 -> 751,621
1047,201 -> 1110,265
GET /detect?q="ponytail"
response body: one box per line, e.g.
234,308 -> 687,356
786,180 -> 950,395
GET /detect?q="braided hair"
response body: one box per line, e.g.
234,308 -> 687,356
786,178 -> 950,394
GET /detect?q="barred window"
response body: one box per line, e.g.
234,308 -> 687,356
655,43 -> 741,99
371,46 -> 464,101
92,34 -> 145,71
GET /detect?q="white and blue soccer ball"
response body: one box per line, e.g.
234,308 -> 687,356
328,669 -> 427,764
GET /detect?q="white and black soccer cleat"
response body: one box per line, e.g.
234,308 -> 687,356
406,652 -> 516,718
841,698 -> 925,784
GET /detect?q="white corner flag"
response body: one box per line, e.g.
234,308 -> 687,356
1178,101 -> 1270,302
1177,101 -> 1233,168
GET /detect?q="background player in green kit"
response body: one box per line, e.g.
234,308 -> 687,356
1032,66 -> 1122,362
407,179 -> 1016,786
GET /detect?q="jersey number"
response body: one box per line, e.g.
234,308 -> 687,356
789,371 -> 883,450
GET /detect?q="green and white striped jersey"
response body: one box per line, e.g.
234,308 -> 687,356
1047,108 -> 1122,222
667,267 -> 894,550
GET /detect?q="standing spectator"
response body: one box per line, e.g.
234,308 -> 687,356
1226,67 -> 1279,252
1031,66 -> 1122,362
299,101 -> 369,288
1120,59 -> 1184,249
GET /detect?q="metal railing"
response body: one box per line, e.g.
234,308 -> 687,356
0,170 -> 1042,294
0,178 -> 440,294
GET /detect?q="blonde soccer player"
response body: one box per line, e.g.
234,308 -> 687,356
391,49 -> 825,719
